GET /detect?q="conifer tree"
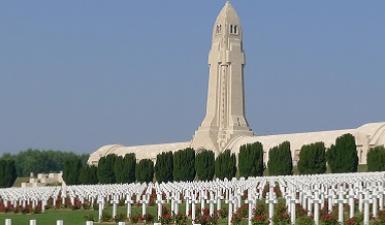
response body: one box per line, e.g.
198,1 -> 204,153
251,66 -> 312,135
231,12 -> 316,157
297,142 -> 326,174
367,146 -> 385,172
173,148 -> 196,181
97,154 -> 116,184
267,141 -> 293,176
63,157 -> 82,185
327,134 -> 358,173
0,159 -> 17,188
122,153 -> 136,183
113,156 -> 125,183
79,165 -> 98,184
195,150 -> 215,181
215,150 -> 236,180
238,142 -> 264,178
155,152 -> 173,182
136,159 -> 154,183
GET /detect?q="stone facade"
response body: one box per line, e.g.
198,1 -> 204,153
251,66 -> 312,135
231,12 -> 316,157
88,2 -> 385,166
21,172 -> 64,188
191,2 -> 253,153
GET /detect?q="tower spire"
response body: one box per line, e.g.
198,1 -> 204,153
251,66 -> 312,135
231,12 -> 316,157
191,2 -> 253,153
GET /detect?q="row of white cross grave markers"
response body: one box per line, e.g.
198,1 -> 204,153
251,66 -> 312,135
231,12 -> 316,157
1,172 -> 385,225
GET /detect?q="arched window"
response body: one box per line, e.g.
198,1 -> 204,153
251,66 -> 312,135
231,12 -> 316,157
230,25 -> 233,34
234,25 -> 238,34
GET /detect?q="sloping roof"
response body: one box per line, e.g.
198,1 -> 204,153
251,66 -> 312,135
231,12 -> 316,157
227,122 -> 385,154
88,141 -> 190,164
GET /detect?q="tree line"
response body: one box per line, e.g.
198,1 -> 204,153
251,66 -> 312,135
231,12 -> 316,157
0,149 -> 89,177
62,133 -> 385,185
1,133 -> 383,187
0,149 -> 88,188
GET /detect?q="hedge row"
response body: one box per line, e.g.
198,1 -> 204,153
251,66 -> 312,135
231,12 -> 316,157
63,133 -> 374,185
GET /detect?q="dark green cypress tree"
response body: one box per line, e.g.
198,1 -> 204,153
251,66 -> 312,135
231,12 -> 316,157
63,157 -> 82,185
215,150 -> 236,180
238,142 -> 264,178
297,142 -> 327,175
0,160 -> 5,187
122,153 -> 136,183
0,159 -> 17,188
155,152 -> 173,182
173,148 -> 196,181
97,155 -> 116,184
195,150 -> 215,181
327,133 -> 358,173
367,146 -> 385,172
113,156 -> 125,183
79,165 -> 98,184
136,159 -> 154,183
267,141 -> 293,176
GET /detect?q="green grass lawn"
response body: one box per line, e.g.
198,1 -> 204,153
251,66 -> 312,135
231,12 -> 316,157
0,209 -> 100,225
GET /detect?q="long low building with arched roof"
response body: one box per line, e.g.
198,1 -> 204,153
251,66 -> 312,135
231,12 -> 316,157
88,122 -> 385,165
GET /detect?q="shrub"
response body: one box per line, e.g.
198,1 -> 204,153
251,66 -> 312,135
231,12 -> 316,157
327,133 -> 358,173
194,214 -> 218,225
195,150 -> 215,181
254,200 -> 267,216
22,206 -> 31,214
142,213 -> 154,223
131,214 -> 141,224
173,148 -> 196,181
371,211 -> 385,225
174,213 -> 188,225
84,213 -> 95,221
252,215 -> 269,225
231,212 -> 243,225
239,142 -> 264,178
208,214 -> 219,225
344,217 -> 360,225
101,211 -> 112,222
297,142 -> 327,174
160,213 -> 173,225
320,213 -> 338,225
215,150 -> 236,180
115,213 -> 126,223
33,206 -> 42,214
218,208 -> 228,218
155,152 -> 173,183
235,204 -> 248,218
272,200 -> 290,224
296,216 -> 314,225
367,146 -> 385,172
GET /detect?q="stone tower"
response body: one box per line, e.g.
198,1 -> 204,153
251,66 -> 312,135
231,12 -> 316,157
191,2 -> 253,153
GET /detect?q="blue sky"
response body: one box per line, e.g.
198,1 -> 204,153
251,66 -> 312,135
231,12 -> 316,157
0,1 -> 384,154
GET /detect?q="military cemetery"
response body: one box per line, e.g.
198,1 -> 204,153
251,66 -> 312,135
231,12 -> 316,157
1,172 -> 385,225
1,1 -> 384,225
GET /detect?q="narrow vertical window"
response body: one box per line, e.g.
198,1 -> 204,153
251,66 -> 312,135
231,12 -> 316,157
230,25 -> 233,34
234,25 -> 238,34
216,25 -> 222,34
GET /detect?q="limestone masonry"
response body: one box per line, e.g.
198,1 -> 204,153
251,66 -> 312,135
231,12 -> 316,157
88,2 -> 385,166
